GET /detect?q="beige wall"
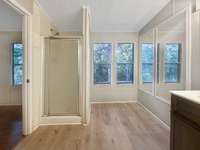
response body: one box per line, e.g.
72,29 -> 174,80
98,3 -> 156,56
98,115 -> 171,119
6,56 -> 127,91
90,32 -> 138,102
40,9 -> 52,36
0,32 -> 22,105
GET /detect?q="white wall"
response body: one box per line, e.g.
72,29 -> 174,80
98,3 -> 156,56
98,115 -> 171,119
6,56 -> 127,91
90,32 -> 138,102
0,32 -> 22,105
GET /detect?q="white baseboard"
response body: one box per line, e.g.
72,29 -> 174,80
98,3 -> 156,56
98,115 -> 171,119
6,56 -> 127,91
138,102 -> 170,130
40,116 -> 82,126
91,100 -> 137,104
32,125 -> 39,132
0,104 -> 22,106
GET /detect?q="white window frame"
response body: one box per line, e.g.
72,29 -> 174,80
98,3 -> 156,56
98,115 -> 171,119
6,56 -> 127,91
141,43 -> 154,84
91,41 -> 135,87
92,42 -> 113,86
115,42 -> 134,85
164,43 -> 182,84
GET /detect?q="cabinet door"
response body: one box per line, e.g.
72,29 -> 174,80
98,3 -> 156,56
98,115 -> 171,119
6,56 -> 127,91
172,115 -> 200,150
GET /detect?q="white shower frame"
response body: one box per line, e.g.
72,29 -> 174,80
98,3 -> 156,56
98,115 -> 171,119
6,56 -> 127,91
40,36 -> 84,125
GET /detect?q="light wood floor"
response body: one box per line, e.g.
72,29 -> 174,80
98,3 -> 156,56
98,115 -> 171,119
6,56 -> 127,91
14,103 -> 170,150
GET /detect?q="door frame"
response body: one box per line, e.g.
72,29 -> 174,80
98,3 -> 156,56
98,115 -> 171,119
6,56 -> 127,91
3,0 -> 33,135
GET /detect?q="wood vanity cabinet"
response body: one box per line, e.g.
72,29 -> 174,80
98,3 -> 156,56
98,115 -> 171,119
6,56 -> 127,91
170,94 -> 200,150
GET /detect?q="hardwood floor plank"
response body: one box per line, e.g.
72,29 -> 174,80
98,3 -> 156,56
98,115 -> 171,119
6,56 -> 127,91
0,106 -> 23,150
14,103 -> 170,150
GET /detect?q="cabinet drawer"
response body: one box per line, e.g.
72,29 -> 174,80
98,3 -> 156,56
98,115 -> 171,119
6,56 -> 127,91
171,95 -> 200,127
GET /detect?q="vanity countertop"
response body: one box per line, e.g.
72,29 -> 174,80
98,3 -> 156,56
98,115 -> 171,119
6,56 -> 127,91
170,91 -> 200,105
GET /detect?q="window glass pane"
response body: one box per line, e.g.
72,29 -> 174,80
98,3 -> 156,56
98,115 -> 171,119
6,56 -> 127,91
141,43 -> 153,83
164,43 -> 181,83
165,64 -> 180,83
165,44 -> 180,63
13,43 -> 23,64
142,63 -> 153,83
93,43 -> 112,84
142,43 -> 153,63
94,64 -> 111,84
13,65 -> 23,86
93,43 -> 112,64
117,63 -> 133,84
116,43 -> 134,84
13,43 -> 23,86
116,43 -> 133,63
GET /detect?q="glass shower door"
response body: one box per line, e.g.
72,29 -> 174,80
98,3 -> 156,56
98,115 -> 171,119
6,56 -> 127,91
44,38 -> 80,116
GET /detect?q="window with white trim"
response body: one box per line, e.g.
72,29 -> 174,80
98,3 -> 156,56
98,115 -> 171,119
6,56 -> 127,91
164,43 -> 181,83
141,43 -> 154,83
116,43 -> 134,84
12,43 -> 23,86
93,43 -> 112,84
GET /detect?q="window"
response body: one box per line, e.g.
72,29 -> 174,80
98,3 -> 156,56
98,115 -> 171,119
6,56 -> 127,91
12,43 -> 23,86
93,43 -> 112,84
116,43 -> 134,84
164,43 -> 181,83
141,43 -> 154,83
157,43 -> 160,83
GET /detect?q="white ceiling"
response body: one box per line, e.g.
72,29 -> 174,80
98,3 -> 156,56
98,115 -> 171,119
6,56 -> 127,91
0,0 -> 22,32
38,0 -> 170,32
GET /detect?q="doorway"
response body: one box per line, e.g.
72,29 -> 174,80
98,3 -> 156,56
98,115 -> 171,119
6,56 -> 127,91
0,0 -> 23,148
0,0 -> 32,148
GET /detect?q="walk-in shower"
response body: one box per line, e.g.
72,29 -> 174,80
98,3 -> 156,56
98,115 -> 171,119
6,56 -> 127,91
43,37 -> 82,117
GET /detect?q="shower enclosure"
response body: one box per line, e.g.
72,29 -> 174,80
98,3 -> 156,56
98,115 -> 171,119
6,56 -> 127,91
43,37 -> 82,117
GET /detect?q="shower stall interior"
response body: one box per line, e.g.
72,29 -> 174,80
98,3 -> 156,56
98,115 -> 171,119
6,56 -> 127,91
43,37 -> 82,118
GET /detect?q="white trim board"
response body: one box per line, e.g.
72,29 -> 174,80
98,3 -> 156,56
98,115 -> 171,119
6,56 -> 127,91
0,104 -> 22,106
91,100 -> 137,104
40,116 -> 82,125
3,0 -> 31,15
